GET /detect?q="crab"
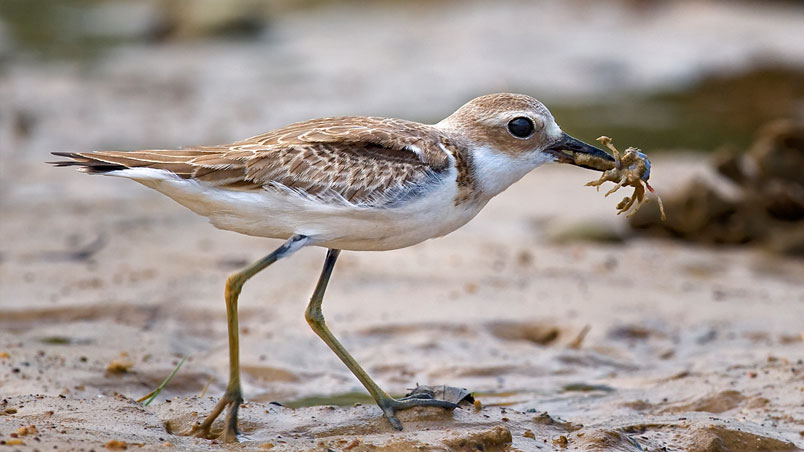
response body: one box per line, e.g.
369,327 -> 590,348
573,136 -> 666,221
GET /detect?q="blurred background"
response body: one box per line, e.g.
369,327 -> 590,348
1,0 -> 803,252
1,1 -> 803,449
1,0 -> 802,149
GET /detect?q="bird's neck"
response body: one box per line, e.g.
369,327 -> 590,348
465,144 -> 548,199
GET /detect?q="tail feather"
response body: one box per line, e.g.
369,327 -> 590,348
48,150 -> 205,176
48,150 -> 257,190
48,152 -> 128,174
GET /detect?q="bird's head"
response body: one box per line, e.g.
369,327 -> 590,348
436,93 -> 614,196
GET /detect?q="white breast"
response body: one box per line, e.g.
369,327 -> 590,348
106,167 -> 487,251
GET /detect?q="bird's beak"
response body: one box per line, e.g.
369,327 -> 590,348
544,132 -> 614,170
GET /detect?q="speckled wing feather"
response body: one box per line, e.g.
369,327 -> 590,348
51,117 -> 454,206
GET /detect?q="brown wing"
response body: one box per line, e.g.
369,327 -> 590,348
51,117 -> 454,206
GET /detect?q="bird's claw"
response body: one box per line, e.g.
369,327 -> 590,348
190,391 -> 242,443
378,396 -> 459,430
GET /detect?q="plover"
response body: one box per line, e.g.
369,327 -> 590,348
51,93 -> 613,441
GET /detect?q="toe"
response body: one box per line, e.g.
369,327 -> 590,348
379,405 -> 404,430
394,398 -> 459,410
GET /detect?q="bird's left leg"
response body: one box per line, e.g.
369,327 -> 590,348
304,249 -> 458,431
192,235 -> 309,441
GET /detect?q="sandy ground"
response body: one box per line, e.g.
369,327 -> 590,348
1,153 -> 803,451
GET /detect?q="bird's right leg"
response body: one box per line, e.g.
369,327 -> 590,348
304,249 -> 459,431
192,234 -> 309,442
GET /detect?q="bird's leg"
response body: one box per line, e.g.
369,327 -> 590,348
192,235 -> 309,442
305,249 -> 458,431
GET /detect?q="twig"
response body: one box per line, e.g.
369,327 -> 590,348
137,355 -> 188,406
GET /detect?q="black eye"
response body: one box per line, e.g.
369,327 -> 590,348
507,117 -> 534,138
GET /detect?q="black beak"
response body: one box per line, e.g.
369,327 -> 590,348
544,132 -> 614,170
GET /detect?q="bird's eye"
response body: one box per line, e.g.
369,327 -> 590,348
507,117 -> 535,138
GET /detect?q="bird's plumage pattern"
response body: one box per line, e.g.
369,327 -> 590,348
50,93 -> 587,250
53,117 -> 455,207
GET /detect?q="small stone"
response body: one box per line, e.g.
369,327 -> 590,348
105,439 -> 128,450
553,435 -> 569,447
16,425 -> 37,436
343,438 -> 360,450
106,359 -> 132,374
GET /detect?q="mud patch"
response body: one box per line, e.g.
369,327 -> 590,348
663,390 -> 748,414
486,320 -> 564,346
688,424 -> 799,452
442,425 -> 512,452
631,120 -> 804,256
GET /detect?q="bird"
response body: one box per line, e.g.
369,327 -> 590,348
50,93 -> 613,442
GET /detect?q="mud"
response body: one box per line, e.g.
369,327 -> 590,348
631,120 -> 804,256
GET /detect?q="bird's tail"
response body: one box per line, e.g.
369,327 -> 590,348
48,151 -> 130,174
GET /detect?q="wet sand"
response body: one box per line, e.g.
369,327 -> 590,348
2,155 -> 803,451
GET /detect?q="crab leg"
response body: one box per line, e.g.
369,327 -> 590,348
604,177 -> 627,197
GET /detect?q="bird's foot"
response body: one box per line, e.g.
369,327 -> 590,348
377,389 -> 461,430
191,390 -> 243,443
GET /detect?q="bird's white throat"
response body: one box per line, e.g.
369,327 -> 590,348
470,145 -> 553,198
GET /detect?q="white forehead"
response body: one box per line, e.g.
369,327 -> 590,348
545,115 -> 563,140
